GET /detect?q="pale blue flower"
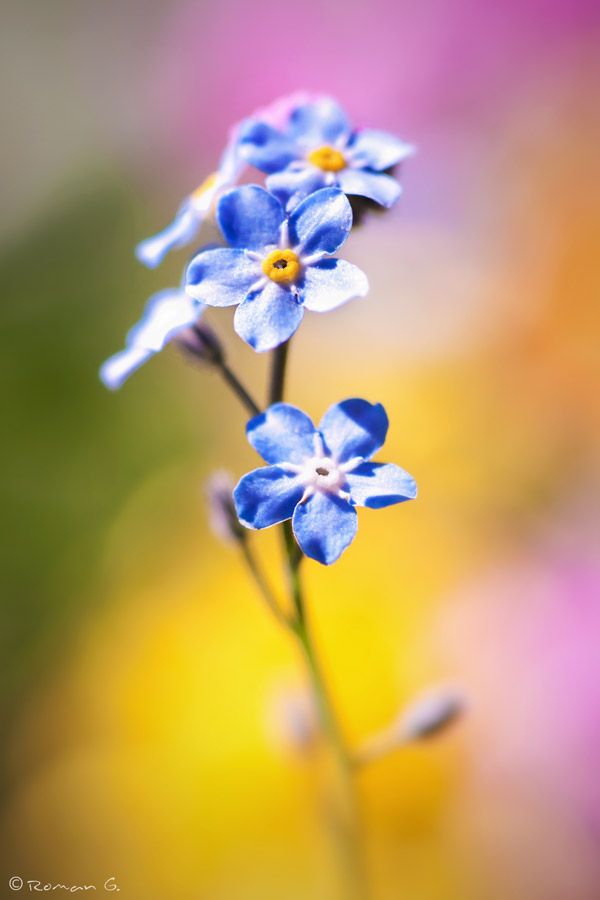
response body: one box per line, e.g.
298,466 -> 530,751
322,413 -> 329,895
135,93 -> 325,269
100,287 -> 203,389
135,138 -> 242,269
234,400 -> 417,564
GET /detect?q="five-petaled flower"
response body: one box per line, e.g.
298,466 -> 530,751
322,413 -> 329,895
233,400 -> 417,565
238,96 -> 414,210
100,286 -> 204,389
185,185 -> 368,352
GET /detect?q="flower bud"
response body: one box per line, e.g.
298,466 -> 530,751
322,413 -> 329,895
396,686 -> 465,742
353,685 -> 465,767
267,685 -> 317,755
177,322 -> 224,366
205,470 -> 246,544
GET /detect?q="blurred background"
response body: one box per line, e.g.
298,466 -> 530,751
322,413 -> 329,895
1,0 -> 599,897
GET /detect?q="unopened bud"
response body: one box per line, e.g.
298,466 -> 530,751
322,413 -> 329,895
205,470 -> 245,544
396,686 -> 465,742
267,686 -> 317,755
353,685 -> 465,767
177,322 -> 224,366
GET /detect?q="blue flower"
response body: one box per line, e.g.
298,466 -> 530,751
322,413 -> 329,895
135,138 -> 243,269
134,93 -> 324,269
238,97 -> 414,210
233,400 -> 417,565
100,287 -> 204,389
185,185 -> 368,352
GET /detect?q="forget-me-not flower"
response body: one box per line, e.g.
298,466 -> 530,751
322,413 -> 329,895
135,138 -> 243,270
185,185 -> 368,352
238,97 -> 414,210
100,286 -> 204,389
135,92 -> 324,270
234,399 -> 417,564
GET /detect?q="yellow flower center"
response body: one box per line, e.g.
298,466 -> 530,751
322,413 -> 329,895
261,249 -> 301,284
190,172 -> 218,204
307,145 -> 346,172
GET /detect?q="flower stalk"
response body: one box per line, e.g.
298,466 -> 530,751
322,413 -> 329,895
215,358 -> 261,418
238,537 -> 293,630
268,341 -> 370,900
179,323 -> 261,417
268,340 -> 290,406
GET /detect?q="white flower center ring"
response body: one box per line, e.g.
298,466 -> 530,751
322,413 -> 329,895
279,435 -> 363,504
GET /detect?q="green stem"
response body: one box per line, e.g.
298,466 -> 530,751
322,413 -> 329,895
283,523 -> 349,767
268,342 -> 350,766
239,538 -> 292,631
281,522 -> 369,900
266,342 -> 369,899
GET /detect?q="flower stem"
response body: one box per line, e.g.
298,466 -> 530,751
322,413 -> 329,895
281,523 -> 369,899
268,340 -> 290,406
179,324 -> 261,418
216,359 -> 261,418
239,538 -> 293,630
267,341 -> 370,899
282,524 -> 348,763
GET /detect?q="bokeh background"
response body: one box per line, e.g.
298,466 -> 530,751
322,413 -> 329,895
1,1 -> 599,898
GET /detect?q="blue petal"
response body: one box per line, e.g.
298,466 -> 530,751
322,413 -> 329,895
234,281 -> 304,352
217,185 -> 286,250
288,98 -> 351,145
338,170 -> 401,207
186,247 -> 261,307
135,203 -> 200,269
100,289 -> 202,390
348,130 -> 415,171
266,166 -> 327,209
234,466 -> 304,529
292,492 -> 358,565
246,403 -> 318,465
237,120 -> 299,173
302,259 -> 369,312
346,462 -> 417,508
319,399 -> 388,463
289,187 -> 352,256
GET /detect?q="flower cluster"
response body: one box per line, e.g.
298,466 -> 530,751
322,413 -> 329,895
101,92 -> 417,563
100,94 -> 412,386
